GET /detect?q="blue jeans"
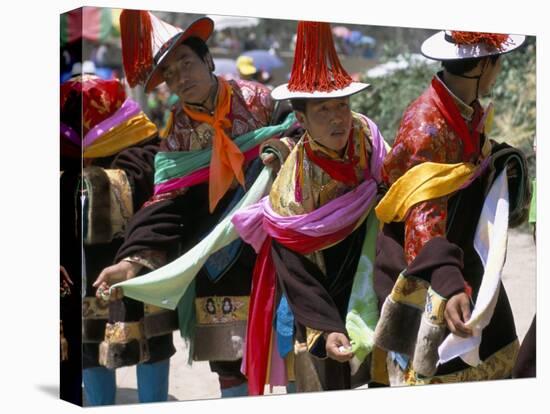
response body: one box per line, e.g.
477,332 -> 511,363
83,359 -> 170,405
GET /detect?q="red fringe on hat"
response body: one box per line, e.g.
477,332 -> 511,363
450,31 -> 510,51
120,10 -> 153,88
288,21 -> 352,93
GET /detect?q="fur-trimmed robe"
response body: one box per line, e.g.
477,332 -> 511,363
374,76 -> 530,381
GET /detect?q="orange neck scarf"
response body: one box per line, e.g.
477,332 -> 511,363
183,77 -> 245,212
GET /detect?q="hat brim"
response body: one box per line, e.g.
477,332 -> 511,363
271,82 -> 370,101
421,31 -> 526,61
144,17 -> 214,93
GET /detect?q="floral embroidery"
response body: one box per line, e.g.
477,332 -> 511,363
195,296 -> 249,324
160,79 -> 273,153
382,78 -> 487,264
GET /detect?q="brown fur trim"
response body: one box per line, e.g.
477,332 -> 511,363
83,167 -> 133,244
293,343 -> 324,392
104,169 -> 133,239
193,321 -> 246,361
412,315 -> 447,377
373,297 -> 422,357
83,166 -> 112,244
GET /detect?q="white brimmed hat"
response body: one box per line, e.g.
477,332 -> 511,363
271,21 -> 369,101
421,30 -> 526,61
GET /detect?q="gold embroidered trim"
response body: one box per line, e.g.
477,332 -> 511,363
286,351 -> 296,382
425,287 -> 447,325
269,112 -> 373,217
404,340 -> 519,385
390,273 -> 430,309
195,296 -> 249,325
305,327 -> 324,353
103,321 -> 145,344
371,346 -> 390,385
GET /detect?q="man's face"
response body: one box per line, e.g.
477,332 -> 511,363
296,97 -> 353,152
479,56 -> 503,97
160,44 -> 214,104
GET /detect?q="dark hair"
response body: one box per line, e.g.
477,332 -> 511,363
182,36 -> 214,70
290,98 -> 308,114
442,55 -> 500,76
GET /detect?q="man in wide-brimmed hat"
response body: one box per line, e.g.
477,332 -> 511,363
373,30 -> 532,385
93,10 -> 282,398
232,20 -> 389,394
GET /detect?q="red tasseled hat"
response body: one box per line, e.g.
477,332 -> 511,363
119,10 -> 213,93
119,10 -> 155,88
421,29 -> 525,61
271,21 -> 369,100
450,31 -> 511,51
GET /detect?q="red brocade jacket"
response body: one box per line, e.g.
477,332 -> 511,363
120,78 -> 274,266
382,74 -> 488,265
373,74 -> 531,381
162,78 -> 273,152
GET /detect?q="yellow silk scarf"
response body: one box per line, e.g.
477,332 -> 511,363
83,113 -> 157,158
375,162 -> 477,224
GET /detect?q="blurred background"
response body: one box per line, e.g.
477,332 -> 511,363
60,6 -> 536,182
